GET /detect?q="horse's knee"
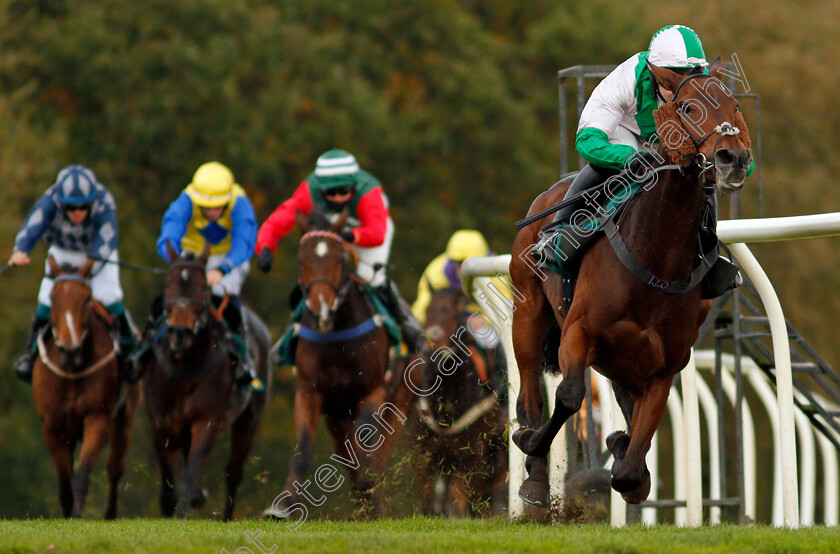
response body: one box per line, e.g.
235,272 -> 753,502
555,374 -> 586,413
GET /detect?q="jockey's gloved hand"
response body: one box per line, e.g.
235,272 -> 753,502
257,247 -> 273,273
339,230 -> 355,243
626,151 -> 659,179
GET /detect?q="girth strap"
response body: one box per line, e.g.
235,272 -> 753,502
600,212 -> 718,294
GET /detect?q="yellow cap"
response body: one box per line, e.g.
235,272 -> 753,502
186,162 -> 235,208
445,230 -> 489,262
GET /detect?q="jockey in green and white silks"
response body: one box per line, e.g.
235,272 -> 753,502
576,25 -> 709,169
533,25 -> 752,264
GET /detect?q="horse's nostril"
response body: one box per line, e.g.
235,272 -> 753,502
739,149 -> 752,168
714,149 -> 737,167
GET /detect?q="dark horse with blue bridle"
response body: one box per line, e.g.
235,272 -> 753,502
140,243 -> 271,519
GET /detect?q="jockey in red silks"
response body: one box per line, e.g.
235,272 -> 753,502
256,148 -> 425,355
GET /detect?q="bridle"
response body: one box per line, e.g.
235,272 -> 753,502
669,73 -> 746,180
52,273 -> 92,350
163,259 -> 225,335
298,231 -> 359,314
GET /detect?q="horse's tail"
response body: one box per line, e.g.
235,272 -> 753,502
541,322 -> 561,375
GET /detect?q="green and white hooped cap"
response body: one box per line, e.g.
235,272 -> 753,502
314,149 -> 360,189
648,25 -> 707,69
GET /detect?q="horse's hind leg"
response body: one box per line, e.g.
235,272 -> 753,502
610,377 -> 671,504
43,427 -> 74,518
224,408 -> 260,521
71,414 -> 110,517
105,388 -> 139,519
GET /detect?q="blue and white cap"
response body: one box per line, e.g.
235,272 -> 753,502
55,165 -> 98,205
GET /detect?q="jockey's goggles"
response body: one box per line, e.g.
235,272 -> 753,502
323,185 -> 354,197
63,203 -> 92,213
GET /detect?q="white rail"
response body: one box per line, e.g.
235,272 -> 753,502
461,211 -> 840,528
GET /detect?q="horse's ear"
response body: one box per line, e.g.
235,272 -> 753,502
330,208 -> 349,234
78,258 -> 94,278
165,240 -> 178,265
707,57 -> 724,81
47,255 -> 61,278
295,209 -> 309,234
199,242 -> 211,263
648,63 -> 683,93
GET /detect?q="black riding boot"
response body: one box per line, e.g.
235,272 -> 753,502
110,310 -> 137,367
13,314 -> 50,383
220,296 -> 264,391
530,164 -> 611,265
127,294 -> 164,384
375,279 -> 427,353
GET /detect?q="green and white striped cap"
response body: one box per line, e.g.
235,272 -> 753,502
648,25 -> 707,69
313,149 -> 360,188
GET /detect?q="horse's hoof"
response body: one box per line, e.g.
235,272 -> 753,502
615,474 -> 652,504
190,488 -> 208,508
512,427 -> 536,453
518,477 -> 550,508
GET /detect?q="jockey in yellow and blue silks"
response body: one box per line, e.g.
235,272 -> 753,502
8,165 -> 136,383
136,162 -> 261,389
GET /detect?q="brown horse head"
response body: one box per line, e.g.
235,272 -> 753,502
47,256 -> 94,369
423,288 -> 462,350
295,207 -> 354,332
650,60 -> 752,193
163,241 -> 212,355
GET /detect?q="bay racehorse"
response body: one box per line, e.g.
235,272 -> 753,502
509,60 -> 752,507
269,209 -> 413,519
413,287 -> 507,516
141,243 -> 271,519
32,257 -> 141,518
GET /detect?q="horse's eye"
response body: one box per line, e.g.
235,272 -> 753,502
679,102 -> 692,114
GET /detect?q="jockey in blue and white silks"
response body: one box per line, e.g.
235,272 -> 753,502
9,165 -> 135,382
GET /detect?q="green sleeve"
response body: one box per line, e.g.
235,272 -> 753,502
575,127 -> 637,170
747,159 -> 755,177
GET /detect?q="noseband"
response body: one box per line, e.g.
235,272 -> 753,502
299,231 -> 356,311
163,260 -> 217,334
670,73 -> 745,177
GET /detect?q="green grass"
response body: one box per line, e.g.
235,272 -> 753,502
2,517 -> 840,553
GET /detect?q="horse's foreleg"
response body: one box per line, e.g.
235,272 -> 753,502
611,381 -> 634,429
224,408 -> 259,521
71,414 -> 109,518
610,377 -> 672,504
517,321 -> 589,457
276,385 -> 323,515
43,426 -> 74,518
104,387 -> 139,520
177,419 -> 221,518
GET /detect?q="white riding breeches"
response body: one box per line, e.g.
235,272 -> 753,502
352,217 -> 394,287
38,246 -> 124,307
206,254 -> 250,297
